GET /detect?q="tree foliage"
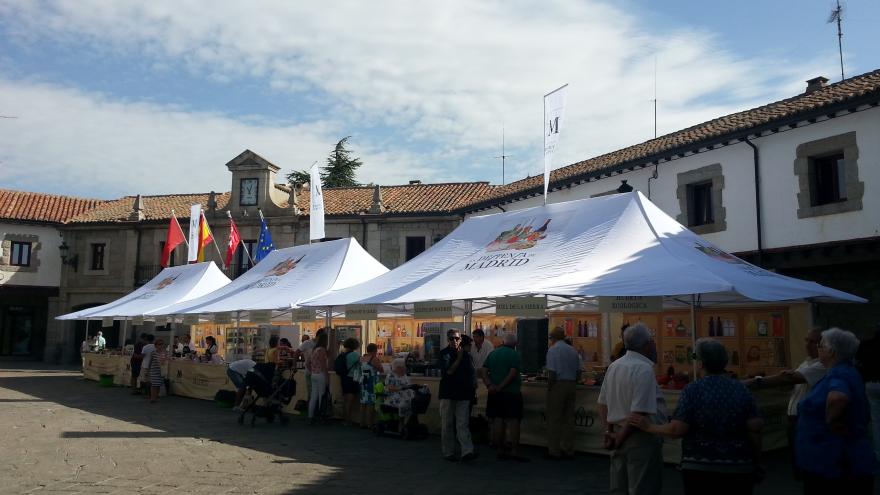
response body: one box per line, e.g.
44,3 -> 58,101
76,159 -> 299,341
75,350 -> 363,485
285,136 -> 362,189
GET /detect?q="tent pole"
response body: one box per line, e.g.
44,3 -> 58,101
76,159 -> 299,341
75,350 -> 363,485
463,300 -> 473,335
690,294 -> 697,382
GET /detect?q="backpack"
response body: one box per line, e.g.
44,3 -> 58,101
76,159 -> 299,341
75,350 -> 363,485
334,351 -> 352,377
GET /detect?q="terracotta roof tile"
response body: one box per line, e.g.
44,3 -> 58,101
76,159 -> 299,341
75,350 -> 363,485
0,189 -> 105,224
66,193 -> 231,224
473,69 -> 880,208
65,183 -> 493,223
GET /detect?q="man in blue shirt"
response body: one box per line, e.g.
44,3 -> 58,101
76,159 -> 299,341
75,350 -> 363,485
545,327 -> 581,459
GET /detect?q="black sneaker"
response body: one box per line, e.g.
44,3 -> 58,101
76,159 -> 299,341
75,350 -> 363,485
460,452 -> 479,462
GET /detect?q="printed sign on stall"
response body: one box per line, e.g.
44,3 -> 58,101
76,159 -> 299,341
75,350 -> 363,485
413,301 -> 454,319
101,317 -> 114,327
214,312 -> 232,324
344,304 -> 377,320
291,308 -> 316,322
131,316 -> 144,326
153,315 -> 167,326
249,310 -> 272,323
496,296 -> 546,317
597,296 -> 663,313
182,314 -> 199,325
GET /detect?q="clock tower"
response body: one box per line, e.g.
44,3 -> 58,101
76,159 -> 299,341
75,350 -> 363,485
224,149 -> 292,218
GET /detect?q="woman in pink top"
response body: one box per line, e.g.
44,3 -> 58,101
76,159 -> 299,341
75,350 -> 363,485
306,332 -> 330,424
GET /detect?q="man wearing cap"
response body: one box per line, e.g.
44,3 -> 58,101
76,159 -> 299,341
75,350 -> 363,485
545,326 -> 581,459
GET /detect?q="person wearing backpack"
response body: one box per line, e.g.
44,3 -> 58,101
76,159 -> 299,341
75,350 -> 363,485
336,337 -> 362,426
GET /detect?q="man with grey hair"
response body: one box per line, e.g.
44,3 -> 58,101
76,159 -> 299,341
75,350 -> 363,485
744,326 -> 825,479
480,332 -> 528,462
598,323 -> 667,495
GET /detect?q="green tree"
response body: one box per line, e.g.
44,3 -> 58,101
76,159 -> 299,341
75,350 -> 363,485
285,136 -> 362,189
285,169 -> 311,188
322,136 -> 361,187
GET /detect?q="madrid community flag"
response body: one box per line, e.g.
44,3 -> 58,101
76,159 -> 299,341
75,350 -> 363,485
196,212 -> 214,262
543,84 -> 568,203
255,217 -> 274,262
160,213 -> 186,268
225,216 -> 242,268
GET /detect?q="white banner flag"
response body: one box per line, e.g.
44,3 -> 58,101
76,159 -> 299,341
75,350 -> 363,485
187,204 -> 201,262
310,162 -> 325,240
543,84 -> 568,203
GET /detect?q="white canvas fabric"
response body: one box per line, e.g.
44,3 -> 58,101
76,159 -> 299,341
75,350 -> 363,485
56,262 -> 231,320
304,192 -> 863,307
147,238 -> 387,315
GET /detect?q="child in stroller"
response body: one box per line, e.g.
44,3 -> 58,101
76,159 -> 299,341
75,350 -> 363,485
374,358 -> 431,439
237,362 -> 296,426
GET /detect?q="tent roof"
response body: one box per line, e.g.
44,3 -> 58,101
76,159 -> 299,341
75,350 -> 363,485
303,192 -> 865,308
56,262 -> 231,320
147,238 -> 387,315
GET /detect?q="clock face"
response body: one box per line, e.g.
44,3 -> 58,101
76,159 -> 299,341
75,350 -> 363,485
240,178 -> 258,206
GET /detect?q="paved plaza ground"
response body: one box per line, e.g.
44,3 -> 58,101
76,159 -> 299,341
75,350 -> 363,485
0,362 -> 871,495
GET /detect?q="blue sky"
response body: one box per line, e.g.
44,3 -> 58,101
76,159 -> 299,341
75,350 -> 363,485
1,0 -> 878,199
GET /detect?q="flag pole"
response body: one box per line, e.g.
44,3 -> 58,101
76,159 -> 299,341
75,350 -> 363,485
204,210 -> 226,269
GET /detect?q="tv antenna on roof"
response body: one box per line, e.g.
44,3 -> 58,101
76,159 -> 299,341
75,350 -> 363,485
495,125 -> 513,185
828,0 -> 845,81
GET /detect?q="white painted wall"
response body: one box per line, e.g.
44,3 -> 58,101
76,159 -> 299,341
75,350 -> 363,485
469,106 -> 880,254
0,222 -> 63,287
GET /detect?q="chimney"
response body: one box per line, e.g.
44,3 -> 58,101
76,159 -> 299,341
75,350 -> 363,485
409,180 -> 422,185
207,191 -> 217,213
369,184 -> 386,214
288,185 -> 300,215
128,195 -> 145,221
805,76 -> 829,94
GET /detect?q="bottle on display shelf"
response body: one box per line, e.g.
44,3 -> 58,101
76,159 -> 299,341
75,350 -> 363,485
577,320 -> 584,337
708,317 -> 716,337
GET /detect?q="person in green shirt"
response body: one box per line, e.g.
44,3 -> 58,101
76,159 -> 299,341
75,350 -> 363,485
480,332 -> 528,462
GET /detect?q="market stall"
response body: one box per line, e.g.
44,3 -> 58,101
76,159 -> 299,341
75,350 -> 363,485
301,192 -> 863,456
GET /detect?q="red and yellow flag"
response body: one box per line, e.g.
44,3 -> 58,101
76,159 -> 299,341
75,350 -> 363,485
196,212 -> 214,262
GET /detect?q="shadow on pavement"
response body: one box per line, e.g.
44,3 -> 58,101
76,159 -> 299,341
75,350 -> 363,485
0,362 -> 812,495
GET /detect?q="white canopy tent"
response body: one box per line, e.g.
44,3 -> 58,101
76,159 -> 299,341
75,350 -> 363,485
57,262 -> 232,320
304,192 -> 864,307
147,238 -> 388,319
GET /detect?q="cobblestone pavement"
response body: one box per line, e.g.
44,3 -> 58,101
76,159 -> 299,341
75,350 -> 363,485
0,362 -> 845,494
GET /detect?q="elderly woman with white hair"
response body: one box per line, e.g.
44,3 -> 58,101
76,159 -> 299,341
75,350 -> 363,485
384,358 -> 415,431
796,327 -> 876,494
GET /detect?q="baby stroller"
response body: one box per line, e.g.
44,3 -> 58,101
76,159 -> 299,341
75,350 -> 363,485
373,380 -> 431,440
237,363 -> 296,427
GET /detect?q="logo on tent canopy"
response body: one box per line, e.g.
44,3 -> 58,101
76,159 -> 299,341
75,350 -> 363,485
248,255 -> 306,288
154,275 -> 179,290
485,218 -> 551,252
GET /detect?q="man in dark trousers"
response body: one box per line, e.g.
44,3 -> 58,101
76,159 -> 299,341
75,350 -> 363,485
439,329 -> 477,462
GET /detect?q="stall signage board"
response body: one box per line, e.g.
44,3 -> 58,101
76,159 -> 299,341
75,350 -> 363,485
413,301 -> 454,319
153,315 -> 167,326
182,314 -> 199,325
597,296 -> 663,313
291,308 -> 316,322
345,305 -> 377,320
131,315 -> 144,326
101,317 -> 114,327
249,310 -> 272,323
496,297 -> 546,317
214,312 -> 232,324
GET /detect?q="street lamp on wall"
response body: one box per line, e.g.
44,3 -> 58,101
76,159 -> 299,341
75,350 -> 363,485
59,241 -> 78,272
617,180 -> 634,193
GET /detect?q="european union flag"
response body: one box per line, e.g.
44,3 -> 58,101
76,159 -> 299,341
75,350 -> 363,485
255,219 -> 275,262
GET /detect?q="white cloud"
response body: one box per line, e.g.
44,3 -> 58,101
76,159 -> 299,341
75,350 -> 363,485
0,0 -> 826,194
0,80 -> 446,198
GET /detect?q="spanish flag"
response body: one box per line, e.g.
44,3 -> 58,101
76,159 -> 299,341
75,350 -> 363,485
197,212 -> 214,262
